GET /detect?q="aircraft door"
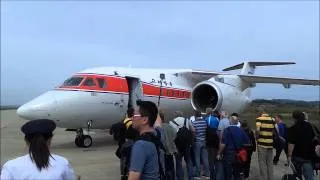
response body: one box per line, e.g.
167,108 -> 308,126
125,77 -> 144,109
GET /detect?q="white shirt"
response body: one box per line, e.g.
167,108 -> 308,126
236,121 -> 241,128
0,154 -> 76,180
189,116 -> 195,123
169,117 -> 192,132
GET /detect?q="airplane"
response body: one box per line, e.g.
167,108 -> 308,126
16,61 -> 320,148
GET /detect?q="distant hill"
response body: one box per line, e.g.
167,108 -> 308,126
0,105 -> 20,110
252,99 -> 319,108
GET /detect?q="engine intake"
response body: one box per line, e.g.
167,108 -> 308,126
191,82 -> 222,113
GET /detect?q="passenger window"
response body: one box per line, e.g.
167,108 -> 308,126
62,77 -> 83,86
174,91 -> 178,97
97,78 -> 106,88
83,78 -> 96,86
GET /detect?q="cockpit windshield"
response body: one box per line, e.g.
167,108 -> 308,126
62,76 -> 84,86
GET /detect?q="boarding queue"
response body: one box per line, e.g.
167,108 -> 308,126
1,100 -> 320,180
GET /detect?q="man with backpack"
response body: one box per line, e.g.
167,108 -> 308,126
287,110 -> 316,180
128,100 -> 165,180
217,113 -> 250,180
169,111 -> 195,180
205,108 -> 220,180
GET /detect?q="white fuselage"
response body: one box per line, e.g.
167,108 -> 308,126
17,67 -> 251,129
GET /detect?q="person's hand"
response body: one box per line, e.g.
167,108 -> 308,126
287,156 -> 292,167
216,154 -> 222,160
315,145 -> 320,157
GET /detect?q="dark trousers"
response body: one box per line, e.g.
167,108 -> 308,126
165,154 -> 175,180
190,146 -> 196,167
243,151 -> 253,178
175,147 -> 194,180
224,151 -> 241,180
207,147 -> 218,180
273,142 -> 288,163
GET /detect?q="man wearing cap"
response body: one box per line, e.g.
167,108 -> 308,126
0,119 -> 78,180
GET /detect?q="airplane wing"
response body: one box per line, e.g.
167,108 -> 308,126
176,70 -> 319,88
175,70 -> 225,83
238,74 -> 320,87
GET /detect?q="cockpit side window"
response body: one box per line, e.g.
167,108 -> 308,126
83,77 -> 96,86
62,77 -> 84,86
97,78 -> 106,88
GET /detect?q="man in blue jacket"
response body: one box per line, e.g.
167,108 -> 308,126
273,114 -> 287,165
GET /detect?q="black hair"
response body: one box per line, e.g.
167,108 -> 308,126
231,113 -> 239,117
213,110 -> 220,118
136,100 -> 158,127
194,110 -> 202,118
292,110 -> 305,124
127,107 -> 134,118
25,133 -> 53,171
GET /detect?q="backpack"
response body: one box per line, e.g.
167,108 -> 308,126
281,174 -> 299,180
311,124 -> 320,173
120,140 -> 135,179
227,127 -> 248,164
205,116 -> 220,149
171,118 -> 193,153
138,130 -> 167,180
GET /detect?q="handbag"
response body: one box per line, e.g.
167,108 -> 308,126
227,127 -> 248,163
281,165 -> 299,180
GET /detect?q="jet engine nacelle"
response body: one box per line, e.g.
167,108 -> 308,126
191,78 -> 251,114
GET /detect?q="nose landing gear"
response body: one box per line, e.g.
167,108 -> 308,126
75,120 -> 94,148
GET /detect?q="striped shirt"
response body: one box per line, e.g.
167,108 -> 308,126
256,113 -> 275,148
192,117 -> 207,142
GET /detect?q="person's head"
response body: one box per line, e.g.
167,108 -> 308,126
213,110 -> 220,118
159,109 -> 165,123
132,100 -> 158,132
194,110 -> 202,118
240,120 -> 250,131
220,111 -> 228,119
126,107 -> 134,118
257,106 -> 265,115
275,114 -> 283,123
206,108 -> 212,115
303,112 -> 309,121
292,110 -> 305,124
230,113 -> 239,125
21,119 -> 56,171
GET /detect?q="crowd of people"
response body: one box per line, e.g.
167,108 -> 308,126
0,100 -> 320,180
111,101 -> 320,180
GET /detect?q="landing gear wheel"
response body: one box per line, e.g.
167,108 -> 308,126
75,136 -> 82,147
81,135 -> 92,148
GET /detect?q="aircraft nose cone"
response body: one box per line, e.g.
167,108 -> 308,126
16,91 -> 59,121
17,104 -> 49,120
17,102 -> 55,120
17,105 -> 32,120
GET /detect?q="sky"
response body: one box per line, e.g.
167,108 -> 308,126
1,1 -> 319,105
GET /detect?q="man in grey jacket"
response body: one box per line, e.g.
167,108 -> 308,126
159,110 -> 177,180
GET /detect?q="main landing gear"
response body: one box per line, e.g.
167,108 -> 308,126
75,120 -> 94,148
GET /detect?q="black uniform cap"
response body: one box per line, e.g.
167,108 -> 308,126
21,119 -> 56,135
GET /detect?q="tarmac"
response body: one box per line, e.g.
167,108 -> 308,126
1,109 -> 318,180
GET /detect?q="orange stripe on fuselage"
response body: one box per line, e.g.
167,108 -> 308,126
57,74 -> 191,99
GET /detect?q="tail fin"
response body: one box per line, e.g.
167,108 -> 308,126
223,61 -> 296,75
